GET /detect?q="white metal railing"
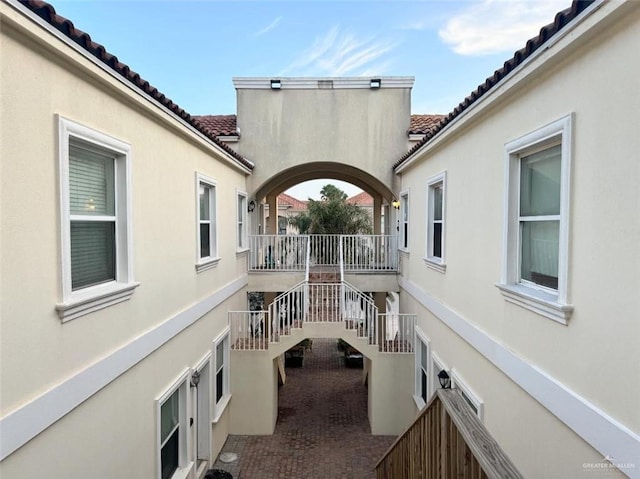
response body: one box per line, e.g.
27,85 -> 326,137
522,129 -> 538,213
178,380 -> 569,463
307,283 -> 342,322
248,235 -> 307,271
342,282 -> 378,345
249,234 -> 398,272
308,234 -> 342,266
304,236 -> 311,283
339,238 -> 345,281
342,235 -> 398,271
378,313 -> 416,353
228,310 -> 269,350
269,282 -> 306,341
229,289 -> 415,354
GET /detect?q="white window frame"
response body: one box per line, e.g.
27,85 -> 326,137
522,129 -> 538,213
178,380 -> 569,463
192,354 -> 212,466
498,114 -> 574,324
56,116 -> 138,322
413,327 -> 430,409
236,190 -> 248,252
156,370 -> 193,479
424,172 -> 446,272
195,173 -> 219,272
399,190 -> 410,251
451,370 -> 484,420
212,327 -> 231,422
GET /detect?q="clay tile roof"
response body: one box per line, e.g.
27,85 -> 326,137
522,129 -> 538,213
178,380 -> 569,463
394,0 -> 595,170
22,1 -> 253,171
408,115 -> 446,135
346,192 -> 373,206
193,115 -> 238,137
278,193 -> 308,210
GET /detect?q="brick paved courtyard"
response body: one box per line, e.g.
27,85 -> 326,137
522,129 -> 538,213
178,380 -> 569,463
211,338 -> 396,478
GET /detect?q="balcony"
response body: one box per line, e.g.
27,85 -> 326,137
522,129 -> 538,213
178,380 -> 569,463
248,234 -> 398,272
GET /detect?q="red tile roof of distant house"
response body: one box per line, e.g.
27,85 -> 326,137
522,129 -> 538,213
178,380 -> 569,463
408,115 -> 446,135
278,193 -> 308,210
193,115 -> 238,137
346,192 -> 373,206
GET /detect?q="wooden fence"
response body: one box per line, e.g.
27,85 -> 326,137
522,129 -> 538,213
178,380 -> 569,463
375,389 -> 523,479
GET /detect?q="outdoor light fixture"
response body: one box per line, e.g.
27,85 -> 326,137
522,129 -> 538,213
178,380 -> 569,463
370,78 -> 381,89
270,79 -> 281,90
392,199 -> 400,209
190,370 -> 200,388
248,200 -> 256,213
438,369 -> 451,389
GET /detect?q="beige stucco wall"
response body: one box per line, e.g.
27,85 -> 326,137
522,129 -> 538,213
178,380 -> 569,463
396,2 -> 639,477
1,5 -> 250,477
368,353 -> 415,435
236,79 -> 411,201
229,351 -> 279,435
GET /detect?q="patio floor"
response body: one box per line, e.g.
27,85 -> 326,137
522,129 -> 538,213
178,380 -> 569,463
211,338 -> 396,478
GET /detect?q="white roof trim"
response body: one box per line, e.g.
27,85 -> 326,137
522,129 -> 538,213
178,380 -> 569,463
233,77 -> 415,90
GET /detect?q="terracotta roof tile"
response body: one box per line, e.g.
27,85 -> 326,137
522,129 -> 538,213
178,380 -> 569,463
408,115 -> 445,135
278,193 -> 308,210
346,192 -> 373,206
22,1 -> 253,171
394,0 -> 595,170
193,115 -> 238,137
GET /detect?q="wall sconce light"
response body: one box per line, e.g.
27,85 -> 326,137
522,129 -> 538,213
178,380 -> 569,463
392,199 -> 400,210
270,79 -> 281,90
438,370 -> 451,389
248,200 -> 256,213
190,370 -> 200,388
370,78 -> 381,89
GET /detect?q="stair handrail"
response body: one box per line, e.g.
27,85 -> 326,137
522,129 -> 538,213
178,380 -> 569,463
375,389 -> 523,479
342,281 -> 378,345
269,281 -> 308,342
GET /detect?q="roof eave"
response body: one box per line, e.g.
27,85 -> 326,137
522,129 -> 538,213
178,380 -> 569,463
394,0 -> 601,173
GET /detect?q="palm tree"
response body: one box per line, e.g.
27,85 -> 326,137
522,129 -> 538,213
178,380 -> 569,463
289,185 -> 372,235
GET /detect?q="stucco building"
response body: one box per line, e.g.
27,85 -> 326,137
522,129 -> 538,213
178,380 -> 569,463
1,1 -> 639,478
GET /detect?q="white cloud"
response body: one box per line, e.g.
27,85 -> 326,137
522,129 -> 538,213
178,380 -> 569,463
280,27 -> 398,77
254,16 -> 282,37
439,0 -> 568,56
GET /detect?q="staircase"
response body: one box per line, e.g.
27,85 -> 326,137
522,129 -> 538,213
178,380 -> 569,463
229,234 -> 414,357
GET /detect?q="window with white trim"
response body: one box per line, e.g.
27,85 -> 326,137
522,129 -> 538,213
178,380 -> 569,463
400,191 -> 409,250
451,371 -> 483,420
425,172 -> 446,271
414,330 -> 430,408
237,191 -> 248,250
56,117 -> 137,322
196,174 -> 219,271
498,115 -> 573,324
212,330 -> 231,420
157,375 -> 189,479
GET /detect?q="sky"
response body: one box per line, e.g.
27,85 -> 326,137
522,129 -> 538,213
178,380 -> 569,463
51,0 -> 570,199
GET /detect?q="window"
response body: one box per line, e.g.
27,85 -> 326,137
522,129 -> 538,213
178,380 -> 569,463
400,191 -> 409,250
451,371 -> 483,420
157,374 -> 189,479
196,174 -> 219,272
237,191 -> 248,250
425,172 -> 446,271
414,329 -> 430,408
56,117 -> 137,322
212,329 -> 231,420
498,115 -> 573,324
